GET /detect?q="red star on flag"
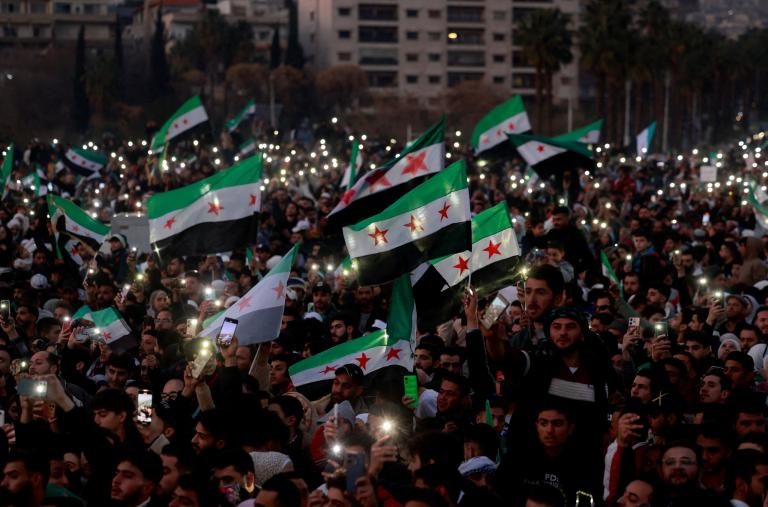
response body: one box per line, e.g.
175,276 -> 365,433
320,365 -> 337,375
496,128 -> 502,136
71,224 -> 79,232
70,245 -> 79,256
481,135 -> 489,144
355,352 -> 370,369
237,295 -> 252,311
272,280 -> 285,299
173,123 -> 179,129
368,226 -> 389,246
507,122 -> 515,130
536,145 -> 545,153
101,331 -> 112,342
438,201 -> 451,221
483,240 -> 502,258
207,202 -> 223,215
164,217 -> 176,229
182,118 -> 189,125
249,194 -> 258,206
403,214 -> 423,233
400,152 -> 428,176
341,189 -> 356,205
453,256 -> 469,275
386,347 -> 402,360
366,170 -> 391,192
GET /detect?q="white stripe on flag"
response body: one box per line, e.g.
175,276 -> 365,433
167,106 -> 208,140
517,141 -> 567,166
478,111 -> 531,151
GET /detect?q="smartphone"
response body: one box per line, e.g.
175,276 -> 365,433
18,378 -> 47,398
403,374 -> 418,408
481,293 -> 510,329
216,318 -> 238,347
74,327 -> 100,343
120,284 -> 131,304
190,344 -> 213,379
137,390 -> 152,425
0,409 -> 5,426
204,287 -> 216,301
11,359 -> 29,376
186,318 -> 198,336
0,300 -> 10,321
703,212 -> 710,225
628,317 -> 640,335
344,451 -> 366,493
654,321 -> 668,338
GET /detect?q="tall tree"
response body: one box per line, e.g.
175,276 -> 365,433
113,14 -> 124,100
516,8 -> 573,134
270,25 -> 281,70
150,6 -> 170,99
73,24 -> 90,132
284,0 -> 304,69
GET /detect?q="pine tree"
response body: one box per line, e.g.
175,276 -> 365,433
270,25 -> 281,70
283,0 -> 304,69
150,6 -> 170,98
114,14 -> 124,100
73,24 -> 90,132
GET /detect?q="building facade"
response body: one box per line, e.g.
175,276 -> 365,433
298,0 -> 581,106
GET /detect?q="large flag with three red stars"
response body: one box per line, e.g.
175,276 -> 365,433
147,154 -> 262,259
288,274 -> 415,387
328,117 -> 445,228
411,202 -> 521,330
199,244 -> 298,346
471,96 -> 531,154
507,133 -> 595,179
342,159 -> 471,286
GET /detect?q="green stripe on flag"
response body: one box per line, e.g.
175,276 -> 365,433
383,116 -> 443,169
471,202 -> 512,241
553,119 -> 603,144
151,96 -> 207,151
345,160 -> 467,232
1,143 -> 14,196
146,154 -> 263,218
225,99 -> 255,132
507,134 -> 593,158
471,96 -> 527,148
47,195 -> 110,236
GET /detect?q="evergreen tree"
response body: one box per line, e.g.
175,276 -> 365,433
284,0 -> 304,69
150,6 -> 170,98
270,25 -> 281,70
73,24 -> 90,132
114,14 -> 124,100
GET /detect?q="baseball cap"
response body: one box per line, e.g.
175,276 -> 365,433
313,282 -> 331,294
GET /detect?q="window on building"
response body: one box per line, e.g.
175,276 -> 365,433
492,54 -> 505,63
492,10 -> 505,20
447,72 -> 483,87
406,75 -> 418,84
366,71 -> 397,87
1,2 -> 16,12
338,30 -> 351,39
405,8 -> 418,17
338,52 -> 352,61
359,47 -> 398,65
83,4 -> 99,14
428,53 -> 441,62
359,26 -> 397,43
29,2 -> 45,12
338,7 -> 351,16
428,31 -> 441,41
428,75 -> 441,84
405,31 -> 418,40
359,3 -> 398,21
447,28 -> 483,44
447,51 -> 484,67
512,51 -> 533,67
492,32 -> 504,42
406,53 -> 419,62
493,76 -> 504,84
447,6 -> 483,23
512,73 -> 536,88
428,9 -> 440,18
53,3 -> 70,13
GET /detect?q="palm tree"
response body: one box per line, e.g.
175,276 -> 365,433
516,8 -> 573,134
579,0 -> 633,144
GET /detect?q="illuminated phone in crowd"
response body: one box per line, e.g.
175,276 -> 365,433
137,390 -> 152,425
216,318 -> 238,347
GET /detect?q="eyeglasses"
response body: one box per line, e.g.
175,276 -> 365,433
662,458 -> 696,467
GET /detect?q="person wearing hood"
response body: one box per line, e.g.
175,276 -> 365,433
737,237 -> 767,286
717,333 -> 742,361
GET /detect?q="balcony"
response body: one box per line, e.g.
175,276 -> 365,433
358,4 -> 397,21
446,28 -> 483,45
359,47 -> 398,66
447,50 -> 484,67
358,25 -> 397,43
447,6 -> 483,23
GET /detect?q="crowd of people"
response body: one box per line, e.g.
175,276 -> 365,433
0,121 -> 767,507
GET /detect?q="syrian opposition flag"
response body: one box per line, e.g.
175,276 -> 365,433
289,274 -> 415,387
72,305 -> 135,352
199,244 -> 298,345
636,121 -> 656,156
1,143 -> 14,199
748,183 -> 768,231
601,251 -> 623,298
507,134 -> 595,179
328,117 -> 445,228
63,147 -> 107,178
147,154 -> 262,259
47,195 -> 109,261
238,138 -> 256,157
150,96 -> 209,153
412,202 -> 522,329
17,167 -> 50,197
225,99 -> 256,132
340,139 -> 362,190
553,119 -> 603,145
471,96 -> 531,154
343,160 -> 470,286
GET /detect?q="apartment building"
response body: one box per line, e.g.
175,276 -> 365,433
298,0 -> 581,106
